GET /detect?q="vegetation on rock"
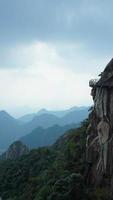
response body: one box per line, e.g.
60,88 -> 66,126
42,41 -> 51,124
0,120 -> 111,199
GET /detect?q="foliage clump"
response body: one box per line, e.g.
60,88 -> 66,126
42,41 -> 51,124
0,119 -> 110,199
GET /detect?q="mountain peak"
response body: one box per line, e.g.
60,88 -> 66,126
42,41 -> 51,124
86,59 -> 113,187
0,110 -> 15,121
37,108 -> 48,115
104,58 -> 113,73
1,140 -> 29,160
40,108 -> 47,112
0,110 -> 8,115
96,58 -> 113,87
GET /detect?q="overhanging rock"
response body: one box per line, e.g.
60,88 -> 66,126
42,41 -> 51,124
86,58 -> 113,189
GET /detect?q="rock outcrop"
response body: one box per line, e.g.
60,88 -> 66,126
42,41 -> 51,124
1,141 -> 29,160
86,58 -> 113,190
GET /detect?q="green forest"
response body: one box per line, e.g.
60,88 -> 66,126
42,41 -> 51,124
0,120 -> 111,200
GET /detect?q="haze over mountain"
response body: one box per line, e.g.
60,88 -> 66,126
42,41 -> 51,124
37,106 -> 89,118
0,106 -> 89,151
19,106 -> 89,123
20,123 -> 78,149
0,111 -> 23,151
0,120 -> 89,200
0,0 -> 112,199
18,113 -> 36,123
0,141 -> 29,160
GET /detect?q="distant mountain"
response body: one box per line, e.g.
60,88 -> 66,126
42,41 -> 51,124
23,107 -> 89,130
0,141 -> 29,160
20,108 -> 88,149
0,112 -> 58,151
0,112 -> 60,151
36,108 -> 67,117
20,123 -> 78,149
18,113 -> 36,123
0,111 -> 24,150
24,113 -> 60,132
0,120 -> 89,200
0,107 -> 89,151
37,106 -> 89,118
0,110 -> 16,122
19,106 -> 90,122
60,108 -> 89,126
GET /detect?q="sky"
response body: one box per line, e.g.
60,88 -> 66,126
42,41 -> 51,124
0,0 -> 113,117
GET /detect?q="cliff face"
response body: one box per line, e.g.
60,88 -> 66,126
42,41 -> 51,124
86,59 -> 113,189
1,141 -> 29,160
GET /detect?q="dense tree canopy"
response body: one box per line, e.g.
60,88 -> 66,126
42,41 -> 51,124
0,120 -> 111,200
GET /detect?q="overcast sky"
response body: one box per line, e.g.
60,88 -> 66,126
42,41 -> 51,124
0,0 -> 113,117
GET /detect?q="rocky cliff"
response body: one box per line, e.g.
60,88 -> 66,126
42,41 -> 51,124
86,58 -> 113,191
1,141 -> 29,160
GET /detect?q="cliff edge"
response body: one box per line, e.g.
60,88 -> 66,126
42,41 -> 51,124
86,59 -> 113,192
1,140 -> 29,160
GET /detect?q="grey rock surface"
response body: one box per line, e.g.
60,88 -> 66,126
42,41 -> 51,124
86,59 -> 113,189
1,141 -> 29,160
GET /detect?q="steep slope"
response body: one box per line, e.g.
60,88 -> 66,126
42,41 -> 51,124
0,119 -> 110,199
60,108 -> 89,125
0,120 -> 88,200
1,141 -> 29,160
37,106 -> 89,118
24,113 -> 60,130
20,123 -> 78,149
0,112 -> 60,151
24,108 -> 89,131
86,59 -> 113,191
0,108 -> 89,151
19,106 -> 89,123
0,111 -> 23,151
18,113 -> 36,123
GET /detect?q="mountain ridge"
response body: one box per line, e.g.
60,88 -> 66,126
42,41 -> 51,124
0,120 -> 89,200
0,106 -> 89,150
0,140 -> 29,160
19,106 -> 90,122
20,123 -> 79,149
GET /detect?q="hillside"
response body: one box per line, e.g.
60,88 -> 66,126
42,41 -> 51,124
60,108 -> 89,125
0,119 -> 111,200
0,111 -> 23,151
0,107 -> 89,151
37,106 -> 89,118
0,120 -> 88,200
25,113 -> 59,130
1,141 -> 29,160
24,107 -> 89,130
19,106 -> 89,123
20,123 -> 78,149
18,113 -> 36,123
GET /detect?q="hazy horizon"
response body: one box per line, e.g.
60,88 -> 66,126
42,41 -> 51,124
0,104 -> 91,118
0,0 -> 113,116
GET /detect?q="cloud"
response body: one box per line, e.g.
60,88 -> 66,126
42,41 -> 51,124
0,0 -> 113,115
0,41 -> 111,77
0,65 -> 92,115
0,40 -> 111,117
0,41 -> 94,116
0,42 -> 61,68
0,0 -> 113,67
0,0 -> 113,49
